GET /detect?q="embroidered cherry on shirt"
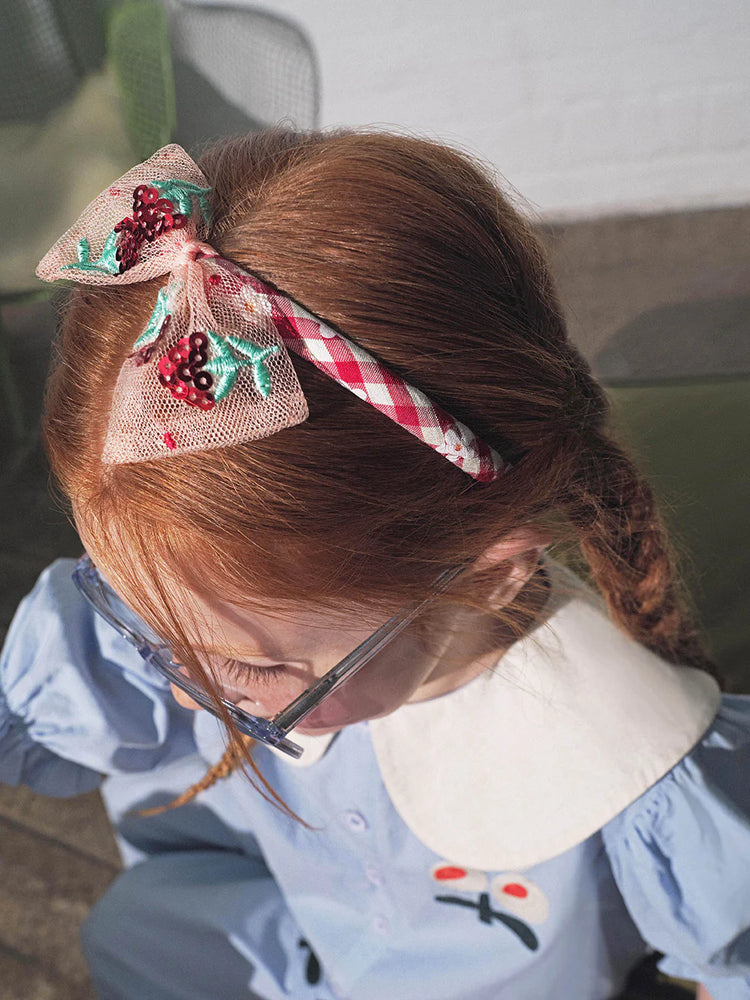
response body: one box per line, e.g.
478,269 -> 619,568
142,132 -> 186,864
430,863 -> 548,951
502,883 -> 528,898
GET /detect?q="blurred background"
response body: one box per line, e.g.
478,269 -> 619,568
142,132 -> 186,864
0,1 -> 748,997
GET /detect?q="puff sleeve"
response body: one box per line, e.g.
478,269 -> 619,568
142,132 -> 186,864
602,694 -> 750,1000
0,559 -> 197,796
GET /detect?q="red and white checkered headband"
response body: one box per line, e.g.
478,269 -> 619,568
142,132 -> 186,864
37,145 -> 507,482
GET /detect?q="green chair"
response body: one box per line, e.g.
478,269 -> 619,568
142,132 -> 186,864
108,1 -> 176,159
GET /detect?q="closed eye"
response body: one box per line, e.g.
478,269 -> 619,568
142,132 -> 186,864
219,659 -> 287,687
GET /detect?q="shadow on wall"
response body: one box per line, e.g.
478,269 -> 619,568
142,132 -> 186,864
607,377 -> 749,689
594,297 -> 750,383
592,292 -> 750,688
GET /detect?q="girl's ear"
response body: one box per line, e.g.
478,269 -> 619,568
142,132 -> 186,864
474,527 -> 552,609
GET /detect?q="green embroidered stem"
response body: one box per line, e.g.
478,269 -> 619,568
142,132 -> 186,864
204,331 -> 279,401
153,179 -> 213,224
133,285 -> 171,350
61,232 -> 121,275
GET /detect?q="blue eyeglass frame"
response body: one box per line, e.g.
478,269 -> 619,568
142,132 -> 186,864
72,554 -> 464,759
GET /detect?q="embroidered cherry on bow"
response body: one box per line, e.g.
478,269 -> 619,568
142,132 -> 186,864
113,185 -> 187,273
157,331 -> 215,410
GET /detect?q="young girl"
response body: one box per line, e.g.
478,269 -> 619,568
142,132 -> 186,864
2,129 -> 747,1000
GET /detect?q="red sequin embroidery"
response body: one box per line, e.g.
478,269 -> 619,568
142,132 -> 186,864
157,332 -> 215,410
113,185 -> 187,273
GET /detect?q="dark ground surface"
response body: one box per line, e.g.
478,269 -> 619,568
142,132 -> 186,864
1,203 -> 748,998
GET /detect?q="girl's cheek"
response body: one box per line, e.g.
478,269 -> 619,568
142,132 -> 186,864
300,645 -> 429,730
170,684 -> 203,711
231,672 -> 313,717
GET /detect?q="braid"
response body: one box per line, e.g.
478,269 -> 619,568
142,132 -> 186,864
557,376 -> 724,687
133,731 -> 311,824
135,737 -> 252,817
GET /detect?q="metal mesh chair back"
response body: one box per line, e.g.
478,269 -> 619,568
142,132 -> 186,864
0,0 -> 105,122
162,0 -> 319,148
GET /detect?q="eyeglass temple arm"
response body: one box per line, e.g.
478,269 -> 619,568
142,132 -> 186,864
272,564 -> 466,733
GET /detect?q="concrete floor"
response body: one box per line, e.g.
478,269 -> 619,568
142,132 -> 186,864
1,203 -> 748,999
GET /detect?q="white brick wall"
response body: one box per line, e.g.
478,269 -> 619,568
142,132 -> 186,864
221,0 -> 750,219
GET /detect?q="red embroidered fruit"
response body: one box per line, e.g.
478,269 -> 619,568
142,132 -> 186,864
433,867 -> 467,881
501,883 -> 528,898
158,356 -> 177,379
112,185 -> 183,273
156,328 -> 214,411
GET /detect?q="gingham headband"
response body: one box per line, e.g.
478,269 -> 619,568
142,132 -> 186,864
37,145 -> 507,482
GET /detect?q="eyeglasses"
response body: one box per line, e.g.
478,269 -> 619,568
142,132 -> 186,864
72,554 -> 464,759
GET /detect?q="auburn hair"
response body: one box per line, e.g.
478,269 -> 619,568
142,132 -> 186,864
43,128 -> 723,814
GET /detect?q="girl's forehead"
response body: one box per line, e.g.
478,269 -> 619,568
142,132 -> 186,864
129,568 -> 381,661
185,591 -> 340,659
76,514 -> 385,654
196,590 -> 384,655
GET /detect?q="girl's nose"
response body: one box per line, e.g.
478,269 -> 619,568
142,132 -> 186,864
236,697 -> 271,718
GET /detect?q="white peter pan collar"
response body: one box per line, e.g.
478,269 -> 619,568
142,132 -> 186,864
368,563 -> 720,870
195,563 -> 721,871
280,563 -> 719,870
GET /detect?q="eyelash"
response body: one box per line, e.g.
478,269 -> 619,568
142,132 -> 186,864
219,659 -> 286,686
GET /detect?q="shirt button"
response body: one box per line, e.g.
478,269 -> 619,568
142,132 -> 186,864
343,810 -> 368,833
365,864 -> 384,887
373,914 -> 389,934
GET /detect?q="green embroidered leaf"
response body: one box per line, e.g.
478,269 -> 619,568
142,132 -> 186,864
204,331 -> 279,401
61,231 -> 121,275
133,286 -> 170,350
132,279 -> 185,350
225,334 -> 279,398
153,179 -> 213,223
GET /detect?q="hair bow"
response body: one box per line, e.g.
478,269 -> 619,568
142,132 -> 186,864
37,145 -> 505,480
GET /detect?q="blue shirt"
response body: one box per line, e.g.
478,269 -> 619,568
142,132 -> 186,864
1,560 -> 749,1000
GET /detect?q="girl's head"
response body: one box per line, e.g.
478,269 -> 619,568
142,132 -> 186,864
43,128 -> 720,793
